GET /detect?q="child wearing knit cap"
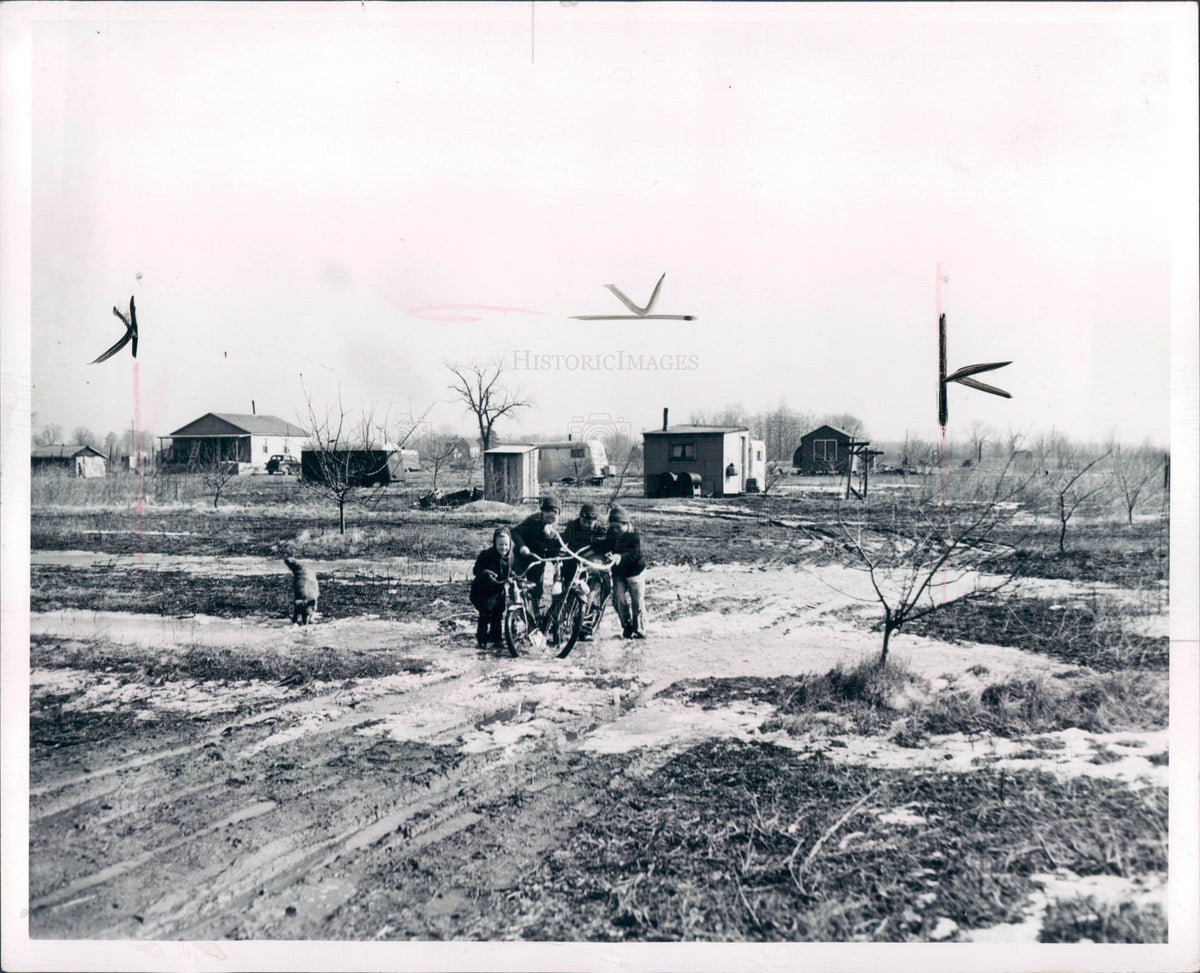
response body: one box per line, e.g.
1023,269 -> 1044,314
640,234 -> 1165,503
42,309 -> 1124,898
554,502 -> 611,641
596,504 -> 647,639
510,494 -> 567,625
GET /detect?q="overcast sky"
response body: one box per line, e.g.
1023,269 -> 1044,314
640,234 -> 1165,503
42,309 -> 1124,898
22,2 -> 1197,448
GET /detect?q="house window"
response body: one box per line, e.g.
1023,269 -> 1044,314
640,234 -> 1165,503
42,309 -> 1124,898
570,446 -> 586,459
814,440 -> 838,463
669,443 -> 696,461
756,449 -> 763,462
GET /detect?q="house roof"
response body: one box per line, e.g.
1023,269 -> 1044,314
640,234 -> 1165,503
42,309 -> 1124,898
169,412 -> 307,438
31,444 -> 106,459
643,425 -> 749,436
800,424 -> 855,441
485,444 -> 539,454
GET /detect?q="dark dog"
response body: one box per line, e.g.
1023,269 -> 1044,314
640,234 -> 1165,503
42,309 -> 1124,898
283,558 -> 319,624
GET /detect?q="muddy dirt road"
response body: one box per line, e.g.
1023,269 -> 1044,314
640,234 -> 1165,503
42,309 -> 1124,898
28,559 -> 1167,941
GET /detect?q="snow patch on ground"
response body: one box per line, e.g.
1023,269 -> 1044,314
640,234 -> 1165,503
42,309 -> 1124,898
766,726 -> 1168,788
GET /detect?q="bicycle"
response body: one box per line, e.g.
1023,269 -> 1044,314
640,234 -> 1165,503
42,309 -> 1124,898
551,546 -> 614,659
502,550 -> 614,658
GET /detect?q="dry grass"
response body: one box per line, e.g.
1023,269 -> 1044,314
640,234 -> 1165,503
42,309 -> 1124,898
1039,896 -> 1167,943
469,739 -> 1167,941
904,594 -> 1168,671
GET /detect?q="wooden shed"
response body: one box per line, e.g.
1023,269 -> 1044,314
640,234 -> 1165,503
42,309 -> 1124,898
163,413 -> 307,473
793,425 -> 875,476
643,424 -> 754,498
31,444 -> 107,478
484,444 -> 539,505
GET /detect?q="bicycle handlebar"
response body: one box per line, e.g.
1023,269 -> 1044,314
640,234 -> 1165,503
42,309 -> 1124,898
523,546 -> 613,573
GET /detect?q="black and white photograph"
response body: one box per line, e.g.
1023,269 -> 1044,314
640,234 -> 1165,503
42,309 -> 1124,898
2,2 -> 1197,971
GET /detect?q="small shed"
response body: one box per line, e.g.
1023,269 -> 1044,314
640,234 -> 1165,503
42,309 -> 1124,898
643,424 -> 754,498
484,444 -> 539,505
164,413 -> 307,473
794,425 -> 859,475
31,444 -> 107,478
535,440 -> 609,483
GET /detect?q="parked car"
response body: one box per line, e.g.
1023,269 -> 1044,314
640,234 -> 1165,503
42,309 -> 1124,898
266,454 -> 301,475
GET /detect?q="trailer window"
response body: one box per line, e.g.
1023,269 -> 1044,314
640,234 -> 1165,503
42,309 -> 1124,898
670,443 -> 696,461
814,440 -> 838,463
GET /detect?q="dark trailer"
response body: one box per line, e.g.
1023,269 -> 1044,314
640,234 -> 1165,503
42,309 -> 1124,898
300,446 -> 405,487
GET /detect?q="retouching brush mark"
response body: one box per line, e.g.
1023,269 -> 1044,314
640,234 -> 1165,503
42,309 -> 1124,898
571,273 -> 695,321
937,312 -> 1011,428
91,296 -> 138,363
606,274 -> 666,316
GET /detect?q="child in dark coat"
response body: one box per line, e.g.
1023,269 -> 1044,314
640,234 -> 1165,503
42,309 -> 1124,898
470,527 -> 514,648
596,505 -> 647,638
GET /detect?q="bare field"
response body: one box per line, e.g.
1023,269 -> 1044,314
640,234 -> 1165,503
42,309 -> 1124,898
27,480 -> 1170,942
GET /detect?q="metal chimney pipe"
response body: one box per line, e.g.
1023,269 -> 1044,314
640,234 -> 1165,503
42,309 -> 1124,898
252,400 -> 256,415
662,408 -> 668,431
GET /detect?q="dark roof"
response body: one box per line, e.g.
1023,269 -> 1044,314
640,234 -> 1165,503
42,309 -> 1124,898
800,424 -> 854,441
643,425 -> 749,436
31,444 -> 106,459
169,412 -> 307,437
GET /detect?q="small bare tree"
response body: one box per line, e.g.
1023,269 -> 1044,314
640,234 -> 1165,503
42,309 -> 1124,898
417,430 -> 462,494
198,456 -> 240,509
447,361 -> 531,452
607,445 -> 643,505
899,431 -> 938,475
1107,441 -> 1163,527
967,421 -> 992,465
836,461 -> 1032,667
300,385 -> 426,533
1036,438 -> 1112,555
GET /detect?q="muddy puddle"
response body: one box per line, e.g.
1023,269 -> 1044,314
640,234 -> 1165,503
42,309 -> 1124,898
26,546 -> 1171,943
32,550 -> 478,582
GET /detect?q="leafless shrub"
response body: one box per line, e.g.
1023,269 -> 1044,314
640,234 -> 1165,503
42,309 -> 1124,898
299,384 -> 426,533
836,460 -> 1034,666
1107,441 -> 1165,527
1033,437 -> 1112,554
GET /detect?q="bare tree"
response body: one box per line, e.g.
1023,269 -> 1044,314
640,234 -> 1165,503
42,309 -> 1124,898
447,361 -> 531,452
607,445 -> 643,505
821,413 -> 866,440
417,429 -> 462,494
299,385 -> 425,533
836,461 -> 1032,667
1106,441 -> 1163,527
71,426 -> 100,449
34,423 -> 63,446
1036,438 -> 1112,555
757,464 -> 788,497
198,456 -> 240,509
899,430 -> 938,475
104,431 -> 120,469
967,421 -> 992,465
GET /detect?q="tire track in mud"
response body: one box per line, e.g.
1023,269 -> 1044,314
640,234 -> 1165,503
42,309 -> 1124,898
28,639 -> 654,939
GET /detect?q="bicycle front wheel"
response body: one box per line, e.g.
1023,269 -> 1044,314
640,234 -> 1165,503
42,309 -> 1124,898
555,592 -> 586,659
503,607 -> 530,658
